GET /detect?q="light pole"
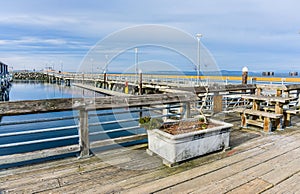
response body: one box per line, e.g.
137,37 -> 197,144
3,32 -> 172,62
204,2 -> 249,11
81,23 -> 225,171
60,60 -> 63,73
135,48 -> 139,83
196,33 -> 202,86
90,58 -> 94,75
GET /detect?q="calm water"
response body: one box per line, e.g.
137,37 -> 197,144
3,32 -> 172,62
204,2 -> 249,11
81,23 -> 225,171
9,81 -> 103,101
0,82 -> 143,169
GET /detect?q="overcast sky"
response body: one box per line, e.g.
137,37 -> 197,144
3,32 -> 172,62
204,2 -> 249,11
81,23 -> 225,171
0,0 -> 300,73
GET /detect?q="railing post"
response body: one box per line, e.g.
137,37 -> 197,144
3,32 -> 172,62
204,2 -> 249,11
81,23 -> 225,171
213,92 -> 223,113
79,109 -> 90,158
183,102 -> 191,119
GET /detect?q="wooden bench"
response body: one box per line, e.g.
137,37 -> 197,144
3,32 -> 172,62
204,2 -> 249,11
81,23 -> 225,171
263,107 -> 300,127
284,109 -> 300,127
234,108 -> 283,132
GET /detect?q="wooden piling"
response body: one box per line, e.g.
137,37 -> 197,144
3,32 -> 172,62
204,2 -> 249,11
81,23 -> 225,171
104,72 -> 107,89
242,66 -> 248,85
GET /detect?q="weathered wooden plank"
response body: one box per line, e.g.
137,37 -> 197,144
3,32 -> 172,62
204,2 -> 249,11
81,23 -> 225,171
87,132 -> 300,193
179,84 -> 256,93
0,145 -> 148,188
3,178 -> 60,193
285,84 -> 300,91
37,133 -> 299,194
1,117 -> 300,193
90,133 -> 147,148
226,178 -> 273,194
234,108 -> 282,119
247,119 -> 264,128
190,145 -> 300,194
260,155 -> 300,185
116,148 -> 267,193
0,145 -> 80,165
139,133 -> 300,194
242,94 -> 297,104
262,172 -> 300,194
256,84 -> 287,91
0,93 -> 197,116
0,98 -> 75,116
73,83 -> 131,96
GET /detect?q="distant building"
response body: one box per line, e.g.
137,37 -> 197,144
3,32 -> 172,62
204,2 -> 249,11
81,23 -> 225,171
289,72 -> 298,76
262,71 -> 274,76
0,61 -> 9,75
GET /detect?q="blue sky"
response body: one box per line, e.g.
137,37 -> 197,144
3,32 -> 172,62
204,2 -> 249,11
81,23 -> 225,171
0,0 -> 300,73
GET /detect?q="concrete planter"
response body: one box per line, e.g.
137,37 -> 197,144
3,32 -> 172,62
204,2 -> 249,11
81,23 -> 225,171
147,119 -> 232,166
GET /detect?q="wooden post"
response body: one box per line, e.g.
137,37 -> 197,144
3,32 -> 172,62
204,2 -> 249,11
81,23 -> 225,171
183,102 -> 191,119
213,93 -> 223,113
275,102 -> 283,114
256,87 -> 262,96
252,100 -> 259,111
276,89 -> 282,97
284,112 -> 291,127
103,72 -> 107,89
242,66 -> 248,85
241,113 -> 246,128
79,109 -> 90,158
263,117 -> 271,132
124,81 -> 129,94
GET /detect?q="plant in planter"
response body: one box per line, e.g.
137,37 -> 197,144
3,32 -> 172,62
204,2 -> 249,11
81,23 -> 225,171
139,116 -> 163,130
142,115 -> 233,167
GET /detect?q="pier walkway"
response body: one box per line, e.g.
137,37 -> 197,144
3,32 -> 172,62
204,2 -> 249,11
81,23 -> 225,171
1,113 -> 300,193
73,83 -> 131,96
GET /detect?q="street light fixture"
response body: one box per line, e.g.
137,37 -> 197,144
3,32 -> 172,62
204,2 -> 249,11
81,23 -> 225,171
196,33 -> 202,86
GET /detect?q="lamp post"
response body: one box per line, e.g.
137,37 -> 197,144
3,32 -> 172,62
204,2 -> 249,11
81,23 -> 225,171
60,60 -> 63,73
135,48 -> 139,83
103,55 -> 109,89
196,33 -> 202,86
90,58 -> 94,75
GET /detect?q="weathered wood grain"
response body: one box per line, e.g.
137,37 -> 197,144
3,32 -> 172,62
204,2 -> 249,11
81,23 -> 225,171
0,93 -> 197,116
0,145 -> 79,165
179,84 -> 256,93
1,115 -> 300,194
226,178 -> 273,194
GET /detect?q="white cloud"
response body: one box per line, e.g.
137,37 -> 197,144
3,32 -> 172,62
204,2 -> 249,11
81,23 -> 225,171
0,0 -> 300,72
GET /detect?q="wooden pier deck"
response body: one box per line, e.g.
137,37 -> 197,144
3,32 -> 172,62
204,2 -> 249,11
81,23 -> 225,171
1,113 -> 300,193
73,83 -> 131,96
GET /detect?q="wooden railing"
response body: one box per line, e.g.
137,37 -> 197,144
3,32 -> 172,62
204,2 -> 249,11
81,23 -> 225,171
0,93 -> 197,168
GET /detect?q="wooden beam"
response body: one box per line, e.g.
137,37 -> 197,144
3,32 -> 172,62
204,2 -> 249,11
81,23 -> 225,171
0,93 -> 197,116
178,84 -> 256,93
285,84 -> 300,91
0,145 -> 79,165
0,98 -> 75,116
